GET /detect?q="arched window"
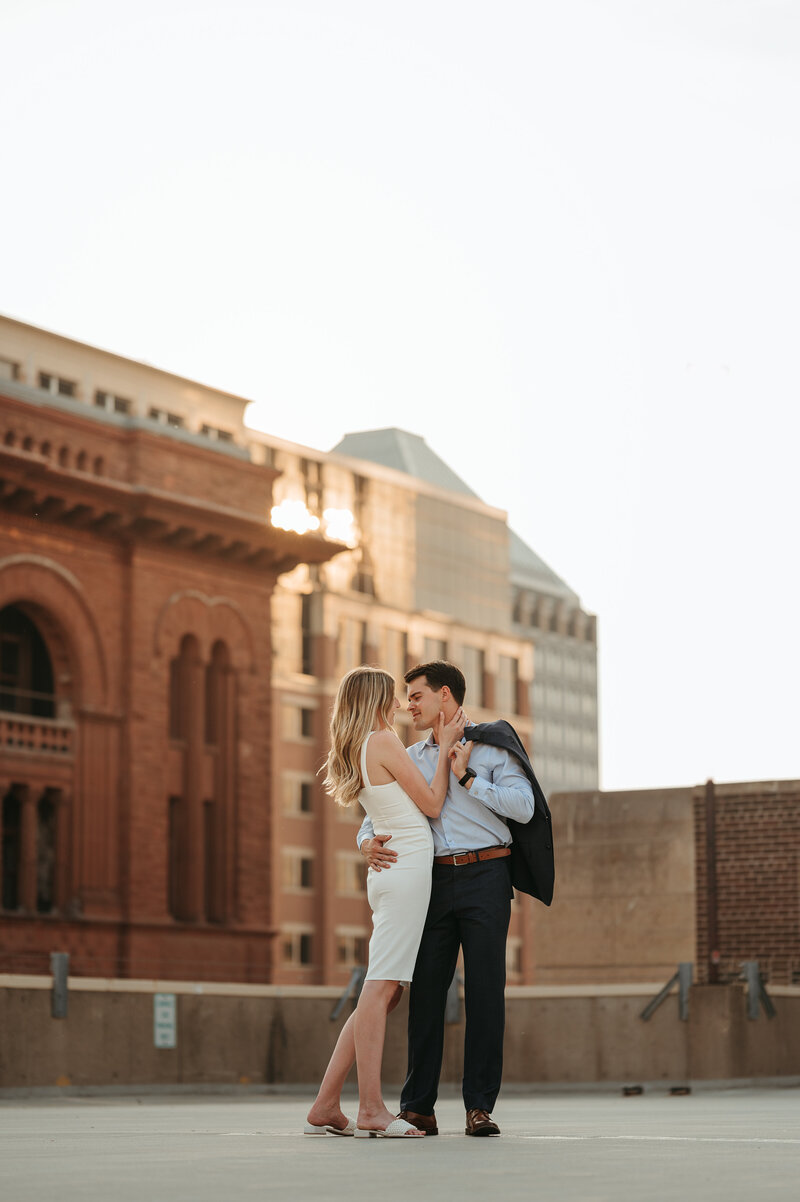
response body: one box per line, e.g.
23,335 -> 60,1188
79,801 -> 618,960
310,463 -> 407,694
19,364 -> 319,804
204,640 -> 233,923
0,605 -> 56,718
58,446 -> 70,467
4,430 -> 15,447
93,456 -> 104,476
168,633 -> 199,742
41,441 -> 52,458
167,635 -> 200,921
22,436 -> 34,452
76,451 -> 87,471
204,640 -> 230,746
167,636 -> 236,925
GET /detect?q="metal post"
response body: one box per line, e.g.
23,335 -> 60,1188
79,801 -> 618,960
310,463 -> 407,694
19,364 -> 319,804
51,951 -> 69,1019
329,966 -> 366,1021
704,779 -> 720,983
640,969 -> 680,1022
678,962 -> 693,1021
741,961 -> 776,1021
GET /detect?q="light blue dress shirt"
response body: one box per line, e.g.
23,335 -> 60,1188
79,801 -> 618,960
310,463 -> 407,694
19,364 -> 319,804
356,731 -> 535,856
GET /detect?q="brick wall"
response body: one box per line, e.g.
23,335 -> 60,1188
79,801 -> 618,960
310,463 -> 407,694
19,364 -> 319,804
694,780 -> 800,985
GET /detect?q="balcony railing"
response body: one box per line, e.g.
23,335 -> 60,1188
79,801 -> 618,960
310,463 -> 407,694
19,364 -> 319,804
0,713 -> 74,756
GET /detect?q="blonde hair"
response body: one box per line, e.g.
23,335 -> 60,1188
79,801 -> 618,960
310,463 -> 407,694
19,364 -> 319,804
323,666 -> 397,806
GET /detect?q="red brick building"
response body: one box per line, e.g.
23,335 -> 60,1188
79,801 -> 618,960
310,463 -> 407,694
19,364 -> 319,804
694,779 -> 800,985
0,335 -> 337,982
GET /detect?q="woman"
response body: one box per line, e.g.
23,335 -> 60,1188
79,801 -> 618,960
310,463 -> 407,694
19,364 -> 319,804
304,666 -> 465,1139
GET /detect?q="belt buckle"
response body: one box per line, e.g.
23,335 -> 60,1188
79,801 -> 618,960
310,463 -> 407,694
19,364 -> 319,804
451,852 -> 470,866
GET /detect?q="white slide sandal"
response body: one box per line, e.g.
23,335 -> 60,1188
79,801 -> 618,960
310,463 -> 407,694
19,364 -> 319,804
303,1117 -> 356,1136
354,1119 -> 425,1139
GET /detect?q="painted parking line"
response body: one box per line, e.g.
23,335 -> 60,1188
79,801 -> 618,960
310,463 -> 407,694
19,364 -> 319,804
515,1134 -> 800,1145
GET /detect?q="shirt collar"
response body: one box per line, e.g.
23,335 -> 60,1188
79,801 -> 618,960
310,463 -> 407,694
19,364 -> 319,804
423,729 -> 469,748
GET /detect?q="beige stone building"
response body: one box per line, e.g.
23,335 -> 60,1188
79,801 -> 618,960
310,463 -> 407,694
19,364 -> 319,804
511,533 -> 600,795
260,427 -> 544,985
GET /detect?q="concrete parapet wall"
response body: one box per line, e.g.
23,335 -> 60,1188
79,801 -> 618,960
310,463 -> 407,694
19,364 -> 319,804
2,976 -> 799,1090
533,788 -> 696,984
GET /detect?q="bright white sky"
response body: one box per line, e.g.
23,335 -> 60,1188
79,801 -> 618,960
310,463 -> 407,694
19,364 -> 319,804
2,1 -> 798,790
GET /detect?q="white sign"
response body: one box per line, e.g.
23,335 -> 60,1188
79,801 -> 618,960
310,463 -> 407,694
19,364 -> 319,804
154,993 -> 177,1048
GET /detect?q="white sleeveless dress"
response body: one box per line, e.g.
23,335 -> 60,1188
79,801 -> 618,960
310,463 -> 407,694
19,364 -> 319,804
359,731 -> 434,985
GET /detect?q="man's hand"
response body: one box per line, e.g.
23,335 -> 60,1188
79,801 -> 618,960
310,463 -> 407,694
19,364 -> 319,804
361,834 -> 397,871
449,740 -> 474,781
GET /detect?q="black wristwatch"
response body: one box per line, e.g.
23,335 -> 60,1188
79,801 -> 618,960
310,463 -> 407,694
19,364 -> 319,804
459,767 -> 477,788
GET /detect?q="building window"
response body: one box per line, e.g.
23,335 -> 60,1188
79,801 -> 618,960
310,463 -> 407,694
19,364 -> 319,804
148,407 -> 184,429
1,785 -> 23,910
0,357 -> 20,381
423,637 -> 447,662
336,853 -> 366,896
353,474 -> 368,522
200,423 -> 233,442
0,605 -> 56,719
282,928 -> 314,966
338,618 -> 368,674
167,795 -> 185,919
94,390 -> 131,414
351,548 -> 375,596
496,655 -> 519,714
301,458 -> 322,517
1,785 -> 62,915
36,789 -> 57,914
381,628 -> 407,683
335,928 -> 368,967
283,775 -> 314,815
283,850 -> 315,891
461,646 -> 485,707
282,702 -> 317,741
38,371 -> 76,398
300,594 -> 314,675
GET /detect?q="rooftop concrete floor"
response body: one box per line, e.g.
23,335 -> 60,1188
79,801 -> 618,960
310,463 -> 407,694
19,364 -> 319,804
1,1086 -> 799,1202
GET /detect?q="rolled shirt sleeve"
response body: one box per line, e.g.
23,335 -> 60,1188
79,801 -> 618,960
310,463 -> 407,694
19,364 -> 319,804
469,752 -> 535,824
356,812 -> 374,849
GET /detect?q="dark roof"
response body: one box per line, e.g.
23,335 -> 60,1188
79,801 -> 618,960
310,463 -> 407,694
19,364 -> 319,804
332,428 -> 480,498
508,529 -> 578,602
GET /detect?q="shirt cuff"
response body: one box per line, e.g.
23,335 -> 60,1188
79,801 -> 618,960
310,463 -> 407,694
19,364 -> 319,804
468,775 -> 489,804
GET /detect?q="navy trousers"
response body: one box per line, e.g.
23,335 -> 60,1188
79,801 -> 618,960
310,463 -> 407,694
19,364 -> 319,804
400,857 -> 512,1115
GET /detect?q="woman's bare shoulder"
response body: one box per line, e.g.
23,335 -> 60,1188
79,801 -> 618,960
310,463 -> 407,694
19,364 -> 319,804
368,728 -> 402,754
369,728 -> 399,746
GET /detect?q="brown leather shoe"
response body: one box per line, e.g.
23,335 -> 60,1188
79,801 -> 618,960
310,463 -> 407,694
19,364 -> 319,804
397,1109 -> 438,1136
465,1109 -> 500,1136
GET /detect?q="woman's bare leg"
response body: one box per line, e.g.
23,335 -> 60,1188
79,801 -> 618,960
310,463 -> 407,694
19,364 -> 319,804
306,1010 -> 356,1129
307,981 -> 406,1130
355,981 -> 407,1130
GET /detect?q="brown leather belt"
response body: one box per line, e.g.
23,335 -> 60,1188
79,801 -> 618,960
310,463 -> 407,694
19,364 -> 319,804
433,846 -> 511,867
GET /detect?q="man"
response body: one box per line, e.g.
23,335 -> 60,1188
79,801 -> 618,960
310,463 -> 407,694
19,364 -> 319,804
358,660 -> 536,1137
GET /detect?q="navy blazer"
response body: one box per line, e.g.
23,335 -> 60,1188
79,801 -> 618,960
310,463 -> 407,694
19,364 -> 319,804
466,720 -> 554,906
